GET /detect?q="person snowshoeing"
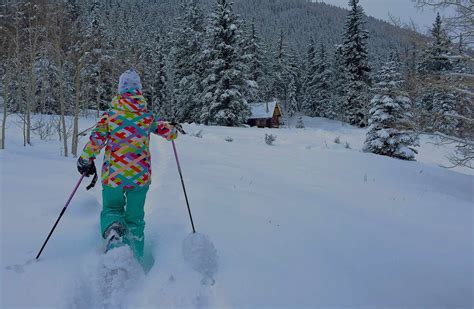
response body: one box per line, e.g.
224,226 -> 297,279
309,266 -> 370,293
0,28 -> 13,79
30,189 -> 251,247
77,69 -> 177,266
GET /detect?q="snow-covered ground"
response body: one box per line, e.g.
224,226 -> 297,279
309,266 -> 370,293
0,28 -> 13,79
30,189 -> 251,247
1,114 -> 472,308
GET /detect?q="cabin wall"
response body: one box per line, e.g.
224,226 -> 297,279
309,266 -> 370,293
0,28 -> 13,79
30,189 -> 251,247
247,104 -> 282,128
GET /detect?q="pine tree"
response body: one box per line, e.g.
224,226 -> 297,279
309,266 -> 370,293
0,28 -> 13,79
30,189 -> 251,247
341,0 -> 371,127
172,0 -> 206,123
364,52 -> 418,160
302,42 -> 321,116
271,30 -> 289,104
270,31 -> 299,121
286,48 -> 299,118
241,19 -> 265,102
330,44 -> 346,120
139,33 -> 169,115
83,0 -> 111,112
287,71 -> 298,119
416,13 -> 459,135
431,86 -> 459,135
201,0 -> 250,126
418,13 -> 452,75
295,116 -> 305,129
301,38 -> 316,116
312,43 -> 332,118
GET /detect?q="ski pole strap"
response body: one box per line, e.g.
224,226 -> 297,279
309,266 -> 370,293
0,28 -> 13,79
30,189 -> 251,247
86,170 -> 98,190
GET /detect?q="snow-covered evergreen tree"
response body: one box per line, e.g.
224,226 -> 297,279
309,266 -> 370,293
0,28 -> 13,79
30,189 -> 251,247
201,0 -> 250,126
312,43 -> 332,118
364,52 -> 418,160
241,19 -> 265,102
415,13 -> 460,135
341,0 -> 371,127
295,116 -> 305,129
301,38 -> 317,116
418,13 -> 453,75
271,30 -> 290,103
304,44 -> 323,117
285,48 -> 300,118
82,0 -> 112,112
139,33 -> 169,115
172,0 -> 206,123
287,72 -> 298,119
330,44 -> 346,120
431,86 -> 459,135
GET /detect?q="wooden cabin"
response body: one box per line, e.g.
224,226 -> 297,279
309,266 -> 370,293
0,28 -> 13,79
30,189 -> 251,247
247,101 -> 282,128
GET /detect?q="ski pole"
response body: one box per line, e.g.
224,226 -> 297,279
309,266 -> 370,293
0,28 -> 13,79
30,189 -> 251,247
171,140 -> 196,233
35,174 -> 86,260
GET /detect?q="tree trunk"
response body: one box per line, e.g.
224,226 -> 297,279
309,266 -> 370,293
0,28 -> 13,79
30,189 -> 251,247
26,74 -> 34,145
59,73 -> 68,157
25,23 -> 40,146
54,37 -> 68,156
71,61 -> 83,157
1,65 -> 10,150
96,69 -> 101,118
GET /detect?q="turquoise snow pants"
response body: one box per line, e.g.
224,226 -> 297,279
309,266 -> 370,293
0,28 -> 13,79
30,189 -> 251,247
101,185 -> 149,263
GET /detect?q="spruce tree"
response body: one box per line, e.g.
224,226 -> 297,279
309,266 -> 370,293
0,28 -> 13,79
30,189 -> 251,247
271,30 -> 290,104
241,19 -> 266,102
172,0 -> 206,123
431,87 -> 459,135
418,13 -> 452,75
416,13 -> 459,135
301,38 -> 316,116
312,43 -> 332,118
201,0 -> 250,126
341,0 -> 371,127
82,0 -> 112,112
139,33 -> 169,115
364,53 -> 418,160
331,44 -> 346,121
302,40 -> 323,117
286,48 -> 300,118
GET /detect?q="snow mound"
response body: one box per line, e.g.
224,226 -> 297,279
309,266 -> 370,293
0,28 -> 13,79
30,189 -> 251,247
183,233 -> 218,286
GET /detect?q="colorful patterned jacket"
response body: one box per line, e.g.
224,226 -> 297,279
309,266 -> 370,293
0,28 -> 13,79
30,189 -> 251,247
80,90 -> 177,189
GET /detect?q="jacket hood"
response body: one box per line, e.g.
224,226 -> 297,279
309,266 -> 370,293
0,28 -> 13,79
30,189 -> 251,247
118,69 -> 142,94
111,90 -> 147,112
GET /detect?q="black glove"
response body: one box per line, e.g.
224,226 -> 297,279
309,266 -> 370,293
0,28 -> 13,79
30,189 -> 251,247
77,157 -> 96,177
170,122 -> 186,134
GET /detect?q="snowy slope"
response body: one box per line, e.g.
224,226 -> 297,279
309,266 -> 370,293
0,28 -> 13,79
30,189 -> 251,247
1,115 -> 472,308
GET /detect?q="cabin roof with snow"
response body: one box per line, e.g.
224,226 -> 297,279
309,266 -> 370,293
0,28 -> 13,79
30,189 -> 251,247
248,101 -> 279,119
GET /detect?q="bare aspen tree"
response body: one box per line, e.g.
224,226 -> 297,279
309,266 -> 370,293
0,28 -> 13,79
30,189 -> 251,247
1,23 -> 8,150
71,58 -> 85,157
48,4 -> 69,156
1,2 -> 21,150
22,2 -> 42,146
414,0 -> 473,44
1,57 -> 9,150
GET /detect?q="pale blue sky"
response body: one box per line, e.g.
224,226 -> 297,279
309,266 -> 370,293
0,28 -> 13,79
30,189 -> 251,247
318,0 -> 444,33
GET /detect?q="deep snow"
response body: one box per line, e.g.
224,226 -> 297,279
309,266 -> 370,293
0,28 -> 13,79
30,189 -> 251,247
1,114 -> 472,308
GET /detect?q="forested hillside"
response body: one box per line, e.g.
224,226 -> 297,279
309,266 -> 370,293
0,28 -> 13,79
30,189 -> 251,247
1,0 -> 472,167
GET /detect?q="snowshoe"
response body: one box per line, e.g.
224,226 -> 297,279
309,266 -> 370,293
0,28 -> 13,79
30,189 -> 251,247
104,222 -> 126,253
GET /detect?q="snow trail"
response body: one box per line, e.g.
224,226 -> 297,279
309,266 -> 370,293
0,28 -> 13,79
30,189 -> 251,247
70,246 -> 144,308
124,136 -> 219,308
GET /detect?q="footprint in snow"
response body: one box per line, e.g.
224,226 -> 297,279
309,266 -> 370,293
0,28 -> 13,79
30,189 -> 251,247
182,232 -> 218,286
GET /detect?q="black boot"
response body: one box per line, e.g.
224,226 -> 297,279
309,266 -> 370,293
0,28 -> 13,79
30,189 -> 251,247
104,222 -> 125,253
